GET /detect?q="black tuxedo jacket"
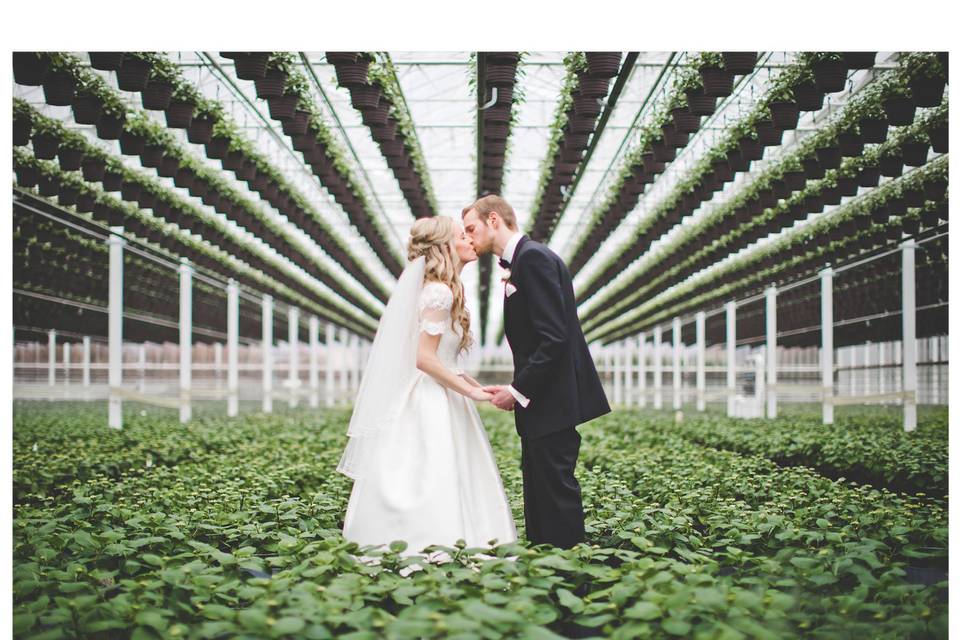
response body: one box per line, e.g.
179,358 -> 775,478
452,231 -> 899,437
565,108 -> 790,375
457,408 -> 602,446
504,235 -> 611,440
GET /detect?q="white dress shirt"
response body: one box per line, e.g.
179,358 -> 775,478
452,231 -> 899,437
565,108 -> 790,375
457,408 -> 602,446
501,232 -> 531,408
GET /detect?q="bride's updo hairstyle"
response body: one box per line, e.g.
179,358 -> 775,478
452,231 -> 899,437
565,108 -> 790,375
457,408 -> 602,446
407,216 -> 474,354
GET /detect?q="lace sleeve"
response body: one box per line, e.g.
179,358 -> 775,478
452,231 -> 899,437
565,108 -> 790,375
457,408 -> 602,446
418,281 -> 453,336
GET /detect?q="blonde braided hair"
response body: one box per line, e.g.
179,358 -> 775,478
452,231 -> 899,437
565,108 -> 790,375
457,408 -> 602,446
407,216 -> 474,354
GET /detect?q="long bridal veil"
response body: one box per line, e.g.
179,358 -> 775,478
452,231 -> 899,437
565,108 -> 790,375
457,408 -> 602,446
336,255 -> 425,481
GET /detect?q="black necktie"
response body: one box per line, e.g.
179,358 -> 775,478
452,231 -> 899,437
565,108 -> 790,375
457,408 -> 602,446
498,257 -> 510,269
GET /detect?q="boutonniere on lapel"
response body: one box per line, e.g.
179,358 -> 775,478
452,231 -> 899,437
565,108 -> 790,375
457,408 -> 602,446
501,268 -> 517,297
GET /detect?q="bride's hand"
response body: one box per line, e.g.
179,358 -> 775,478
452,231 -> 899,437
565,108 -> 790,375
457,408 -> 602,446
469,387 -> 494,402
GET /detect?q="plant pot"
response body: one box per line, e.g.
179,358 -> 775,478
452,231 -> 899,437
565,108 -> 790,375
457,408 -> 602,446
801,157 -> 825,179
141,81 -> 174,110
81,157 -> 106,181
57,148 -> 83,171
71,94 -> 103,125
292,133 -> 316,152
121,181 -> 142,201
821,186 -> 842,205
878,154 -> 904,177
567,116 -> 595,133
173,169 -> 196,190
577,75 -> 610,98
42,71 -> 76,106
740,137 -> 763,161
15,165 -> 40,188
187,117 -> 214,144
662,127 -> 689,148
858,117 -> 888,144
95,115 -> 124,140
233,53 -> 270,80
32,132 -> 59,159
267,94 -> 299,121
76,193 -> 97,212
921,207 -> 943,228
484,123 -> 509,140
842,52 -> 876,69
923,179 -> 947,202
652,143 -> 677,163
157,156 -> 180,178
486,62 -> 518,86
685,91 -> 717,116
837,176 -> 859,196
119,131 -> 146,156
483,105 -> 512,123
815,146 -> 842,169
783,170 -> 807,191
102,170 -> 124,191
805,194 -> 825,213
901,141 -> 930,167
38,174 -> 59,197
13,52 -> 48,85
642,152 -> 665,173
671,108 -> 701,134
333,60 -> 372,87
281,110 -> 311,136
700,67 -> 734,97
755,119 -> 783,146
117,56 -> 152,92
726,148 -> 750,171
205,136 -> 230,160
349,84 -> 382,110
881,96 -> 916,126
856,165 -> 880,187
254,69 -> 288,99
902,187 -> 926,208
793,82 -> 825,111
837,131 -> 864,156
572,93 -> 602,116
89,52 -> 124,71
13,113 -> 32,146
769,101 -> 800,130
140,144 -> 165,168
360,105 -> 391,127
165,101 -> 195,129
929,124 -> 948,154
907,76 -> 946,108
722,52 -> 758,74
812,60 -> 848,93
585,52 -> 622,78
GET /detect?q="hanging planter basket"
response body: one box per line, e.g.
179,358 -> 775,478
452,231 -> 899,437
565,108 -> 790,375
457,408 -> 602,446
585,52 -> 622,78
577,75 -> 610,98
42,71 -> 77,106
804,194 -> 825,213
120,181 -> 142,201
89,52 -> 124,71
333,60 -> 372,87
739,138 -> 763,161
929,124 -> 948,154
483,123 -> 509,140
878,154 -> 904,177
923,179 -> 947,202
652,143 -> 676,163
820,186 -> 842,205
902,187 -> 926,208
141,144 -> 165,168
173,169 -> 196,190
483,105 -> 512,123
349,84 -> 382,110
486,63 -> 518,86
116,57 -> 152,92
38,174 -> 60,197
32,132 -> 60,159
95,113 -> 124,139
837,176 -> 859,196
81,157 -> 106,181
142,82 -> 175,110
842,52 -> 876,69
700,67 -> 734,98
721,52 -> 758,75
71,94 -> 103,125
13,113 -> 32,146
858,117 -> 888,144
165,101 -> 195,129
205,136 -> 230,160
793,82 -> 824,111
102,170 -> 124,191
769,101 -> 800,130
13,52 -> 49,85
119,131 -> 146,156
881,96 -> 916,126
662,127 -> 689,148
783,170 -> 807,191
15,165 -> 40,188
157,156 -> 180,178
567,116 -> 595,133
671,108 -> 701,134
281,110 -> 311,136
572,93 -> 602,117
57,148 -> 83,172
857,165 -> 880,187
267,94 -> 299,121
642,152 -> 665,174
815,146 -> 842,169
254,69 -> 288,99
801,157 -> 825,179
361,105 -> 391,127
187,117 -> 214,144
756,120 -> 783,146
901,141 -> 930,166
233,53 -> 270,81
836,131 -> 864,156
291,132 -> 316,152
812,60 -> 849,93
685,91 -> 717,116
907,77 -> 946,108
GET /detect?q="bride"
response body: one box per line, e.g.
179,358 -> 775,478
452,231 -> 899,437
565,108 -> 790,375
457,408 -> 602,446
337,215 -> 517,567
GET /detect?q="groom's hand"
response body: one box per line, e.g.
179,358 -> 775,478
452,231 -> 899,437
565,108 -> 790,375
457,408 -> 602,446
485,386 -> 516,411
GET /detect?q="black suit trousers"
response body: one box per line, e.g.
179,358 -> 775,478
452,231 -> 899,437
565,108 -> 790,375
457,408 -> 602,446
520,427 -> 585,549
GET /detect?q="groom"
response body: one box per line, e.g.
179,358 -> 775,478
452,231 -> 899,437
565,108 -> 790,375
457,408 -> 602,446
462,195 -> 610,550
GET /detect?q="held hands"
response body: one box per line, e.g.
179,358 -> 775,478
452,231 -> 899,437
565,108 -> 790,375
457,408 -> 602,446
469,387 -> 495,402
482,385 -> 517,411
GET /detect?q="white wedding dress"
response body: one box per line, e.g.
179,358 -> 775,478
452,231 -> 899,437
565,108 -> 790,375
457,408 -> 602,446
341,280 -> 517,566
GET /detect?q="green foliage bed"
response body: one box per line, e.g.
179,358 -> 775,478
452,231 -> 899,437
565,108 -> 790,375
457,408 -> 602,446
13,401 -> 947,639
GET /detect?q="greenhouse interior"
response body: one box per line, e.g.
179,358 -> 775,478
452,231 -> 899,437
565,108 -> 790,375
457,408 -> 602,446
9,48 -> 951,639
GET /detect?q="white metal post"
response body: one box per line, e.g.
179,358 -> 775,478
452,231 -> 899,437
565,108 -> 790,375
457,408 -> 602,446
47,329 -> 56,386
179,259 -> 193,423
288,306 -> 300,390
696,311 -> 706,411
726,301 -> 736,417
62,341 -> 70,386
262,294 -> 273,396
653,325 -> 662,409
672,317 -> 682,410
108,228 -> 124,428
637,333 -> 646,408
309,315 -> 319,390
214,342 -> 223,387
82,336 -> 90,387
902,240 -> 917,431
338,328 -> 349,403
325,323 -> 335,407
765,286 -> 778,419
226,280 -> 239,417
821,268 -> 834,425
878,341 -> 887,395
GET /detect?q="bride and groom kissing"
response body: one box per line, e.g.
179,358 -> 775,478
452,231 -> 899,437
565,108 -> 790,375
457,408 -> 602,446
338,194 -> 610,564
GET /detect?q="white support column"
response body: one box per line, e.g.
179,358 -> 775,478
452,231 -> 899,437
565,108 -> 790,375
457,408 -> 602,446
338,327 -> 348,403
108,228 -> 124,428
138,344 -> 147,393
637,333 -> 646,408
696,311 -> 706,412
82,336 -> 91,387
653,325 -> 662,409
672,317 -> 682,410
612,342 -> 623,406
325,323 -> 335,407
863,342 -> 872,397
261,294 -> 273,413
179,259 -> 193,423
726,301 -> 736,417
902,240 -> 917,431
47,329 -> 56,386
309,316 -> 319,391
765,286 -> 778,419
821,268 -> 834,424
214,342 -> 223,387
624,338 -> 634,408
226,279 -> 239,417
878,341 -> 887,395
288,306 -> 300,391
62,341 -> 70,386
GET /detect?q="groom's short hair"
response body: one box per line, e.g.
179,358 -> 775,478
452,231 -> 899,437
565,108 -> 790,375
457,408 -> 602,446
462,195 -> 518,230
